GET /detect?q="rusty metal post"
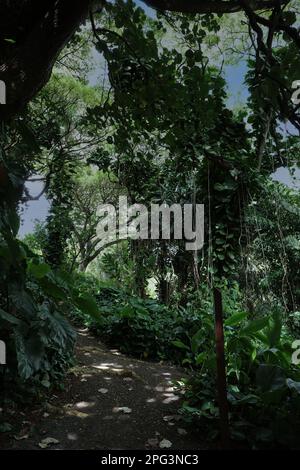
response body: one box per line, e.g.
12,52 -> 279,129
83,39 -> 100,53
213,287 -> 230,446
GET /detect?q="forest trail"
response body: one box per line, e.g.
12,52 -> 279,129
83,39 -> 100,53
3,329 -> 206,450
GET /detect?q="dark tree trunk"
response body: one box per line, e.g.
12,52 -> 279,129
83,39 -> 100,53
0,0 -> 97,121
158,278 -> 170,304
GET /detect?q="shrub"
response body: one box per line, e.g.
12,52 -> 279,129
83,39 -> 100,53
175,309 -> 300,448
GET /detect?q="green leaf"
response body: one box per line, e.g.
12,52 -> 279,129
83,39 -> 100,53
27,261 -> 51,279
0,423 -> 12,433
4,38 -> 16,44
286,378 -> 300,395
191,329 -> 203,353
41,377 -> 51,388
0,308 -> 21,325
171,340 -> 190,351
240,317 -> 269,335
267,311 -> 282,348
195,352 -> 206,364
39,277 -> 66,300
225,312 -> 247,327
256,364 -> 286,392
251,348 -> 257,362
74,294 -> 100,319
231,394 -> 259,405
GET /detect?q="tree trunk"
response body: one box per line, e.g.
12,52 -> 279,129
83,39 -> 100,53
0,0 -> 96,121
158,278 -> 170,304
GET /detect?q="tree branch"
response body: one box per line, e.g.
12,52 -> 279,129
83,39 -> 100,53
143,0 -> 281,14
0,1 -> 103,121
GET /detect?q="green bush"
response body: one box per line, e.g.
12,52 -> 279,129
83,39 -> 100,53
175,309 -> 300,448
0,242 -> 100,400
71,283 -> 207,362
69,276 -> 300,447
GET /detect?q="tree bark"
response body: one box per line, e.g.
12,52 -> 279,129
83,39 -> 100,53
0,0 -> 99,121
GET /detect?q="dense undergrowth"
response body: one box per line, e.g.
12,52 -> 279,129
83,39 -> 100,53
1,235 -> 300,448
0,245 -> 98,403
69,274 -> 300,448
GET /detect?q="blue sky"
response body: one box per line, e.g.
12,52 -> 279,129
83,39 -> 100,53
225,62 -> 249,108
136,0 -> 154,16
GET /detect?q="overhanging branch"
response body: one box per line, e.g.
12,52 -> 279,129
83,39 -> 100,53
142,0 -> 281,14
0,1 -> 102,121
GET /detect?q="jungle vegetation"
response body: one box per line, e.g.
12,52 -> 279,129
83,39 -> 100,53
0,0 -> 300,449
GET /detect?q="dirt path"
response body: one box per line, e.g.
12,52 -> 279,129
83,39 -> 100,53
2,329 -> 206,450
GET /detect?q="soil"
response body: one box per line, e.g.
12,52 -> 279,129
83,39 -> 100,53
1,328 -> 208,450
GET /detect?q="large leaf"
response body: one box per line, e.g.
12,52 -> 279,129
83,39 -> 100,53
9,287 -> 37,318
225,311 -> 247,327
240,317 -> 269,336
38,277 -> 67,300
27,261 -> 51,279
266,311 -> 282,348
74,293 -> 100,319
191,329 -> 204,354
46,310 -> 76,349
172,339 -> 190,351
256,364 -> 286,393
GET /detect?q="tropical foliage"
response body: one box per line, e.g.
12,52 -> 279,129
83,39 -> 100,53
0,0 -> 300,449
